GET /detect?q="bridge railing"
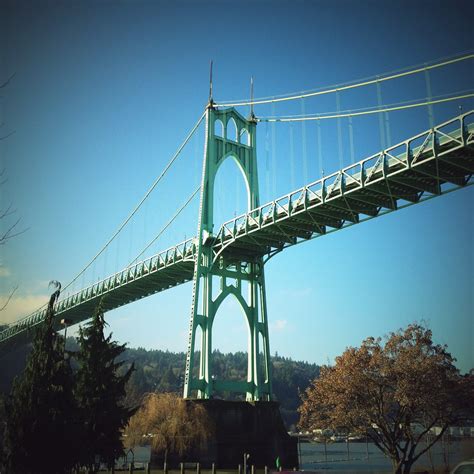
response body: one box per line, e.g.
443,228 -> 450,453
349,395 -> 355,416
0,237 -> 197,344
213,110 -> 473,256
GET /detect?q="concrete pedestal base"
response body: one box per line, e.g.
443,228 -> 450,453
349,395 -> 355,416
151,399 -> 299,469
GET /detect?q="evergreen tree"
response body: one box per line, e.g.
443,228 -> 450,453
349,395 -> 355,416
75,301 -> 134,471
158,365 -> 179,392
4,282 -> 79,474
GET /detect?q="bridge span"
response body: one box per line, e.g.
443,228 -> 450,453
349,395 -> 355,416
0,110 -> 472,357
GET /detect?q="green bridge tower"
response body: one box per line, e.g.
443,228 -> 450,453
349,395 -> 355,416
183,102 -> 272,401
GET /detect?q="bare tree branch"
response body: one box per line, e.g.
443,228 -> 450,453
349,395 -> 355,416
0,130 -> 16,141
0,72 -> 16,89
0,73 -> 16,140
0,216 -> 29,244
0,168 -> 6,186
0,203 -> 14,219
0,283 -> 18,311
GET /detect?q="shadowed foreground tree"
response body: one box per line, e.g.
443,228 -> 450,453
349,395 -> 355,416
124,392 -> 213,465
75,301 -> 135,472
299,324 -> 473,474
4,282 -> 79,474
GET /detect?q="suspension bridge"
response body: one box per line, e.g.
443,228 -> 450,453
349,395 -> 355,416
1,53 -> 473,401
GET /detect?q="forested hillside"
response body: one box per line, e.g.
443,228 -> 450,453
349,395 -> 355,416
120,347 -> 320,428
0,336 -> 319,429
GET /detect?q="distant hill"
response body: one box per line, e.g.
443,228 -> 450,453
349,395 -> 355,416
0,337 -> 319,429
119,346 -> 320,428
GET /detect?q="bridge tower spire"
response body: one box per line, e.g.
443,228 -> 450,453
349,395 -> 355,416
183,104 -> 272,401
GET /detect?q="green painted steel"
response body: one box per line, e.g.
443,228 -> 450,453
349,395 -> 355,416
211,111 -> 474,262
0,111 -> 473,362
183,105 -> 272,401
0,239 -> 197,354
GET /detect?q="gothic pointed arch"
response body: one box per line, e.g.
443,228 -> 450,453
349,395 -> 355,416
184,106 -> 271,402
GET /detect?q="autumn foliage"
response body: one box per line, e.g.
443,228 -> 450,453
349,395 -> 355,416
125,393 -> 213,463
298,324 -> 473,474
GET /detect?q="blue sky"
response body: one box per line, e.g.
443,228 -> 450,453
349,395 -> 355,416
1,0 -> 473,373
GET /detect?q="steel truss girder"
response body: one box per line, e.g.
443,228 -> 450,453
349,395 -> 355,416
212,111 -> 474,260
346,189 -> 396,210
0,240 -> 197,354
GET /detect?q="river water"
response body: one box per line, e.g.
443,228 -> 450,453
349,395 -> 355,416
122,439 -> 474,472
298,438 -> 474,473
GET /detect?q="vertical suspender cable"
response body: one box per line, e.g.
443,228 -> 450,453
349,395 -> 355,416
103,245 -> 108,282
376,78 -> 386,149
142,198 -> 148,272
317,119 -> 323,178
265,120 -> 270,201
384,107 -> 392,147
194,128 -> 200,187
290,123 -> 295,189
271,102 -> 277,196
115,234 -> 120,275
425,66 -> 435,128
348,116 -> 355,164
336,91 -> 344,169
128,219 -> 134,268
236,168 -> 240,214
301,97 -> 308,183
92,259 -> 96,285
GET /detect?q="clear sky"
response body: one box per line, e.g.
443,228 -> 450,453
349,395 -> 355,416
1,0 -> 473,373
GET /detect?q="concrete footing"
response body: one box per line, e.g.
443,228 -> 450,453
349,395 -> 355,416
151,399 -> 298,469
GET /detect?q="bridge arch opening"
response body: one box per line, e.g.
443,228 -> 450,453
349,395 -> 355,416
258,331 -> 268,384
211,292 -> 250,398
213,154 -> 250,232
214,119 -> 224,137
240,127 -> 250,146
192,324 -> 203,379
226,117 -> 238,142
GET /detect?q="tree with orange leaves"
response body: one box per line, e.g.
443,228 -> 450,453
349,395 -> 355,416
298,324 -> 473,474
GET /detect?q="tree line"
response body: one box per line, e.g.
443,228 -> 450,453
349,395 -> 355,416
117,348 -> 319,429
1,342 -> 320,431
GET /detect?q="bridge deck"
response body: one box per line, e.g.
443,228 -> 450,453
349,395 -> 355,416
214,111 -> 474,261
0,240 -> 196,352
0,111 -> 473,354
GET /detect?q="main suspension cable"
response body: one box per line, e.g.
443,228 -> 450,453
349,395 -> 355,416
126,185 -> 200,267
59,111 -> 205,294
215,52 -> 473,108
10,112 -> 205,326
257,92 -> 474,122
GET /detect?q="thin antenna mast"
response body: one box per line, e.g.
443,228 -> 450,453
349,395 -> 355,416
208,60 -> 214,107
250,76 -> 256,121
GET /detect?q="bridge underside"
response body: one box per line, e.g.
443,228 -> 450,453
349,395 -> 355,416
0,244 -> 196,354
0,111 -> 473,355
213,113 -> 474,261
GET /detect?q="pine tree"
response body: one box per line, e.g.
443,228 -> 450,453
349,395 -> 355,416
158,365 -> 179,392
4,283 -> 79,474
75,301 -> 134,471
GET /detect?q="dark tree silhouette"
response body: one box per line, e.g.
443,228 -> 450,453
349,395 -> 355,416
4,282 -> 79,474
75,301 -> 135,472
